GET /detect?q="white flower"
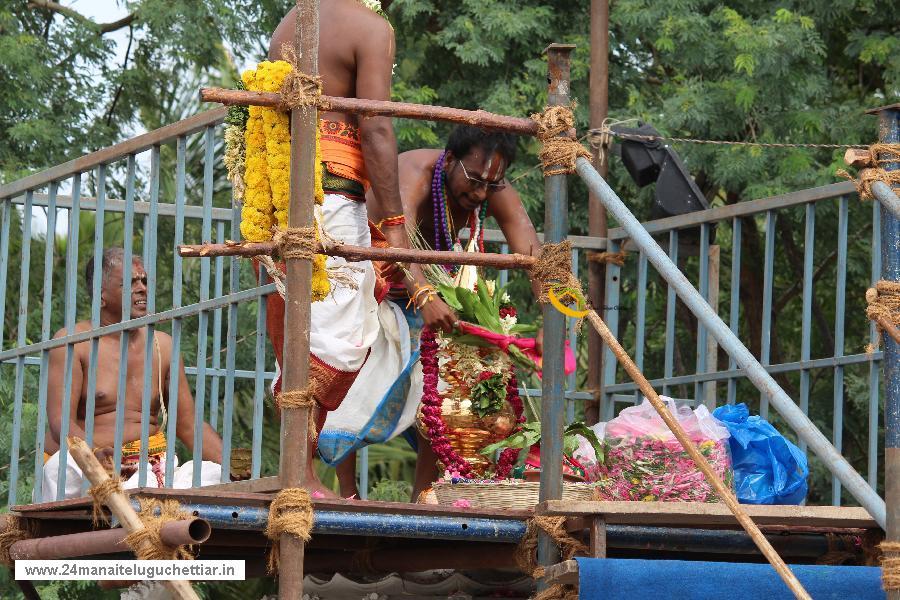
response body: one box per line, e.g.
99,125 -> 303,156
359,0 -> 383,14
459,399 -> 473,410
500,314 -> 517,334
485,280 -> 496,297
501,292 -> 511,304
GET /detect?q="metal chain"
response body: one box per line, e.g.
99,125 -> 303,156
588,127 -> 869,150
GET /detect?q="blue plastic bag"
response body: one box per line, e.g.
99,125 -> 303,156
712,403 -> 809,504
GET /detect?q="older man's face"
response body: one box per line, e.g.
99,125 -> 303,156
102,259 -> 149,319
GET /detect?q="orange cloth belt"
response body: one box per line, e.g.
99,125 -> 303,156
44,430 -> 168,463
319,119 -> 369,189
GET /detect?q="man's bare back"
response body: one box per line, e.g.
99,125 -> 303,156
269,1 -> 395,128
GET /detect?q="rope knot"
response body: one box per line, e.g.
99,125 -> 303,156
531,241 -> 584,305
274,226 -> 318,261
880,541 -> 900,591
0,516 -> 30,567
588,250 -> 627,267
265,488 -> 314,573
514,516 -> 589,579
276,388 -> 319,442
864,279 -> 900,353
277,45 -> 326,113
123,497 -> 195,561
837,142 -> 900,200
530,106 -> 591,176
88,476 -> 124,526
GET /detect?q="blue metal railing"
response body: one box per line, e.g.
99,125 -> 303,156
584,159 -> 884,519
0,110 -> 277,506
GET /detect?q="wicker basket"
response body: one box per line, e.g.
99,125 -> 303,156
432,480 -> 596,510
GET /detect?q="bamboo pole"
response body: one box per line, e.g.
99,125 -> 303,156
585,0 -> 610,426
582,311 -> 812,600
876,315 -> 900,345
200,88 -> 538,136
66,437 -> 201,600
177,240 -> 537,269
277,1 -> 318,597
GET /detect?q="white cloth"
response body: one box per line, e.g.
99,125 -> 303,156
318,300 -> 425,464
310,193 -> 379,372
37,450 -> 222,503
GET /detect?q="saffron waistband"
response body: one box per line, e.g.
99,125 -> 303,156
320,119 -> 369,197
43,430 -> 168,464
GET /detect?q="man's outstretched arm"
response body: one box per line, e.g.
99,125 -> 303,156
355,19 -> 406,246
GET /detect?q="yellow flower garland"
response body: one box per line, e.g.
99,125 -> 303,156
241,60 -> 329,301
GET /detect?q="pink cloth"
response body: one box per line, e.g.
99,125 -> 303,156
457,322 -> 576,377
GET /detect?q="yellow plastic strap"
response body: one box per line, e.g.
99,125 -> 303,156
547,287 -> 589,318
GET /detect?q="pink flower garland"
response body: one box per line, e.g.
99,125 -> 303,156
420,326 -> 525,480
421,327 -> 476,478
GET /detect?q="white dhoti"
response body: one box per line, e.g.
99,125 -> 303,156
269,193 -> 380,412
37,451 -> 222,504
319,300 -> 425,465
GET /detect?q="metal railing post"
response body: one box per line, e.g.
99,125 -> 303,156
874,105 -> 900,599
575,155 -> 888,528
537,41 -> 575,571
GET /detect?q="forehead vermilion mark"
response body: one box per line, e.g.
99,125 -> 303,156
480,151 -> 506,182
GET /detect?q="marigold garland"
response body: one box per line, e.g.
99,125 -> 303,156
240,60 -> 329,301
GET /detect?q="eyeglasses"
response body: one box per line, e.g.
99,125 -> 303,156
458,161 -> 507,192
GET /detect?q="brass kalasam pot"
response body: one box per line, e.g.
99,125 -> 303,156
417,400 -> 516,474
416,343 -> 516,476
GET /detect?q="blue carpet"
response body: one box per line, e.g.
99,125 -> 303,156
575,557 -> 885,600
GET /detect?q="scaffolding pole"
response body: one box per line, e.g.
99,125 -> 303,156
537,42 -> 576,573
278,0 -> 319,598
874,105 -> 900,600
586,0 -> 610,425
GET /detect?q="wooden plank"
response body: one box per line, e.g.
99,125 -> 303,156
201,476 -> 281,493
590,517 -> 607,558
537,501 -> 879,529
0,108 -> 226,200
543,559 -> 579,586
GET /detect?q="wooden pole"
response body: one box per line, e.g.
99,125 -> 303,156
66,437 -> 201,600
278,1 -> 318,598
177,240 -> 537,269
705,244 -> 721,408
585,0 -> 610,425
583,311 -> 813,600
200,88 -> 538,136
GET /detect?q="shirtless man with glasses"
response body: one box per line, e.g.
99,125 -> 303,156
330,125 -> 545,499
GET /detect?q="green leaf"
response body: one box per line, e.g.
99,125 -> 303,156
480,422 -> 542,455
456,288 -> 479,321
733,53 -> 756,76
437,283 -> 463,311
564,423 -> 605,464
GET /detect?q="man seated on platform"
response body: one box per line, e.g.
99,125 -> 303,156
39,248 -> 229,502
320,125 -> 544,499
262,1 -> 416,497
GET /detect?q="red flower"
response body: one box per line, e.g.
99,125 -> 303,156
499,306 -> 517,318
478,371 -> 494,382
